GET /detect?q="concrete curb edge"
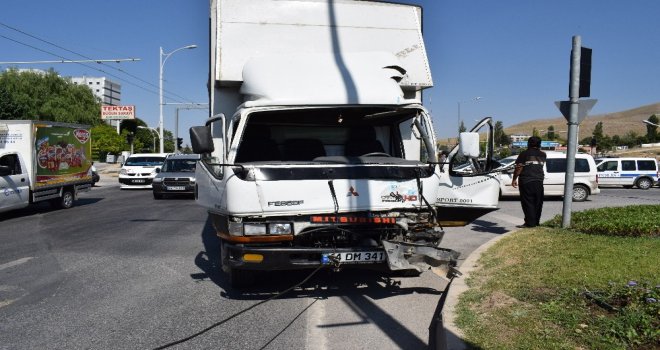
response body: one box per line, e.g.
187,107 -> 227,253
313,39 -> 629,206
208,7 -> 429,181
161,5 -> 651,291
440,228 -> 519,350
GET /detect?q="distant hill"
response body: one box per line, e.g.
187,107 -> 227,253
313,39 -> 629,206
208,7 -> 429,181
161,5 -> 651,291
504,102 -> 660,140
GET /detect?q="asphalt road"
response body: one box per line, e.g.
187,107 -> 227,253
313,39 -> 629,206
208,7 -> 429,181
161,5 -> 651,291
1,173 -> 658,350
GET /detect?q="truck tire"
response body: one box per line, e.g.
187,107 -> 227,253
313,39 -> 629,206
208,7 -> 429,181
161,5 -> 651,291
53,189 -> 75,209
219,240 -> 255,288
228,268 -> 255,289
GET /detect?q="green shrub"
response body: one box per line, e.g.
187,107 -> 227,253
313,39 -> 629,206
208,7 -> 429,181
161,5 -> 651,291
544,205 -> 660,237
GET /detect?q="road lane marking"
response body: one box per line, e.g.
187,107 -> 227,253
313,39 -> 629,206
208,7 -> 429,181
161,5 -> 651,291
306,297 -> 327,350
0,257 -> 34,271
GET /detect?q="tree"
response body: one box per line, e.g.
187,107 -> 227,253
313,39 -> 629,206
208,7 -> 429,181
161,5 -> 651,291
91,124 -> 124,160
0,68 -> 101,125
532,127 -> 540,137
494,121 -> 504,146
646,114 -> 659,142
546,125 -> 555,140
592,121 -> 605,141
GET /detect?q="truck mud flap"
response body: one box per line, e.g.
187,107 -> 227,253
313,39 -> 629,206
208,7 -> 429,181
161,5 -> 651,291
382,241 -> 459,274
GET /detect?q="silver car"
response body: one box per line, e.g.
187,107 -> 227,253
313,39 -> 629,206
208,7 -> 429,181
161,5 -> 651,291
152,154 -> 200,199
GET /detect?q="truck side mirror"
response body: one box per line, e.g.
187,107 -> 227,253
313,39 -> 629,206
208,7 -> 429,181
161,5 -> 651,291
190,126 -> 214,155
459,132 -> 480,158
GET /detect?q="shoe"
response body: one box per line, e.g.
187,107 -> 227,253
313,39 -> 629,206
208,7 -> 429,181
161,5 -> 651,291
516,224 -> 535,228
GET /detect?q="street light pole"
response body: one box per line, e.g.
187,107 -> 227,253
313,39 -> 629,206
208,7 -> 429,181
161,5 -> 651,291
159,44 -> 197,153
138,126 -> 161,153
457,97 -> 482,133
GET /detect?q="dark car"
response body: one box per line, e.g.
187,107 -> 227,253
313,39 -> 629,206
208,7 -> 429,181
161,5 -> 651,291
151,154 -> 200,199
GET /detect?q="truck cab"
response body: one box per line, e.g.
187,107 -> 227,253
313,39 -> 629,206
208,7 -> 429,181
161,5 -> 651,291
0,152 -> 30,212
193,0 -> 501,287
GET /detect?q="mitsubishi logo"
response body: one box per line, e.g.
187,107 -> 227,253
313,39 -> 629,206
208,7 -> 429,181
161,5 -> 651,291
347,186 -> 359,197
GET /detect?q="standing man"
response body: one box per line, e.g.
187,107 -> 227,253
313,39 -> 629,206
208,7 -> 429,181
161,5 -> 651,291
511,136 -> 546,228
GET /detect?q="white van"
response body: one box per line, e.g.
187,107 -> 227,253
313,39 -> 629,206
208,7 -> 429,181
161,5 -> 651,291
499,152 -> 600,201
118,153 -> 169,189
595,157 -> 659,189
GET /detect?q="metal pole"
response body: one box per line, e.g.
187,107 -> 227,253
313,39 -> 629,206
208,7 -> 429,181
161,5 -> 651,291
457,101 -> 461,134
175,108 -> 179,153
561,36 -> 581,228
159,47 -> 164,154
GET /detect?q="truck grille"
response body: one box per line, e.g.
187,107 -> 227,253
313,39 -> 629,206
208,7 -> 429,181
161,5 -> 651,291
163,178 -> 191,186
296,225 -> 402,248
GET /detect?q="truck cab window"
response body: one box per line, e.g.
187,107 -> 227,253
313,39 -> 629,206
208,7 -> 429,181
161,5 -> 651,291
0,154 -> 21,175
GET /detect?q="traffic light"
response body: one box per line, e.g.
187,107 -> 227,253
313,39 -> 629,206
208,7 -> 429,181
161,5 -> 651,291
176,137 -> 183,149
126,132 -> 134,144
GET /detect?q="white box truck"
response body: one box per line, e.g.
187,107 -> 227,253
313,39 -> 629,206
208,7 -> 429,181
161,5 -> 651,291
190,0 -> 501,287
0,120 -> 94,214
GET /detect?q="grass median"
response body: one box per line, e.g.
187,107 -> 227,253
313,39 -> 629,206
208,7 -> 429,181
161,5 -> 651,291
455,205 -> 660,349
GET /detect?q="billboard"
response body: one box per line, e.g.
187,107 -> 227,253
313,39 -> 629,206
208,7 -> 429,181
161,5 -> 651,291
101,105 -> 136,120
35,126 -> 92,188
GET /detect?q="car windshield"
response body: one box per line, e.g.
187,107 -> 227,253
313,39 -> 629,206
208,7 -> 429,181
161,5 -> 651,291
162,159 -> 197,172
124,157 -> 165,166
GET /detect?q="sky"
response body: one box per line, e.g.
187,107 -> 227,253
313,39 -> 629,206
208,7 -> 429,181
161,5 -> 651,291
2,0 -> 659,142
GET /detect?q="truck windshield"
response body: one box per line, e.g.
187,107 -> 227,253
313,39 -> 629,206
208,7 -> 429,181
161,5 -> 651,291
124,157 -> 165,166
233,107 -> 427,164
162,159 -> 197,172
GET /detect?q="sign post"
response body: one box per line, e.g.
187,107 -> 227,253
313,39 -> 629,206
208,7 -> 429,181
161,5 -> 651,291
555,36 -> 596,228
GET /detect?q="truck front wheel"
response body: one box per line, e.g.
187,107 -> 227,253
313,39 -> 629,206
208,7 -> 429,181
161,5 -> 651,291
220,240 -> 255,288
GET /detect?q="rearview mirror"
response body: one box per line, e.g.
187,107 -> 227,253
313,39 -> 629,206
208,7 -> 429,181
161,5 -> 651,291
459,132 -> 480,158
190,126 -> 214,154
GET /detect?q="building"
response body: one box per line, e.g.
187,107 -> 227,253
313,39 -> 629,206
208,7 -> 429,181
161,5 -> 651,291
70,76 -> 121,106
510,134 -> 531,143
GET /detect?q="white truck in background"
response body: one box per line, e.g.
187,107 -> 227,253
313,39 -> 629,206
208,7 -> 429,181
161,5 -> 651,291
0,120 -> 93,214
190,0 -> 501,287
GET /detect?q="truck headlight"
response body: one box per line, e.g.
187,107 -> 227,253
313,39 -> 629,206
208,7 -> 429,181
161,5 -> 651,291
269,223 -> 292,235
244,223 -> 267,236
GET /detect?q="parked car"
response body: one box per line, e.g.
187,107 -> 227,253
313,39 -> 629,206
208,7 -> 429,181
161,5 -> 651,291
118,153 -> 169,189
499,152 -> 600,201
595,157 -> 659,189
152,154 -> 200,199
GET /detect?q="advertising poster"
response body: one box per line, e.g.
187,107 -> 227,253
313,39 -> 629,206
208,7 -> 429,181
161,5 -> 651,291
35,126 -> 92,188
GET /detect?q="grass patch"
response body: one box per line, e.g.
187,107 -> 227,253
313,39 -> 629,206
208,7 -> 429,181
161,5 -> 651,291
455,227 -> 659,349
544,205 -> 660,237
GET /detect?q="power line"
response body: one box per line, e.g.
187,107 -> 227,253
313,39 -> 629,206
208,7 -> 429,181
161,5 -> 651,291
0,22 -> 198,104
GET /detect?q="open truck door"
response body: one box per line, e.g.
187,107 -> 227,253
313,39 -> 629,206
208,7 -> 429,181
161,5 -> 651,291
435,117 -> 501,226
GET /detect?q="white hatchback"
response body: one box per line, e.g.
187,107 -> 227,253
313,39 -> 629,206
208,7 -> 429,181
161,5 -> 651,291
498,152 -> 600,202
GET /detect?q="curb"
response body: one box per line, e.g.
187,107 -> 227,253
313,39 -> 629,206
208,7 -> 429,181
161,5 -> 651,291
440,228 -> 519,350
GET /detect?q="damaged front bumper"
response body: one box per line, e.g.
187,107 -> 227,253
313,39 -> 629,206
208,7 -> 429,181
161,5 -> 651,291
382,240 -> 460,274
221,240 -> 459,275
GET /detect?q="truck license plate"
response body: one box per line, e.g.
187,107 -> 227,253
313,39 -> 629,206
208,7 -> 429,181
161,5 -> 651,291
167,186 -> 185,191
321,251 -> 386,264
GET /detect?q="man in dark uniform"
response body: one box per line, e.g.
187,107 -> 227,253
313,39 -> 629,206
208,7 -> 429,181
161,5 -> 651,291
511,136 -> 546,228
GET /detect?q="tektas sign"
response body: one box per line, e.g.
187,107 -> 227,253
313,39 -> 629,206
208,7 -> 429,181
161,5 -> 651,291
101,105 -> 136,120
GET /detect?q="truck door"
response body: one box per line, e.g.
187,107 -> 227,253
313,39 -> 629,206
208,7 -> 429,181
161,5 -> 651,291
435,118 -> 500,226
0,153 -> 30,212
